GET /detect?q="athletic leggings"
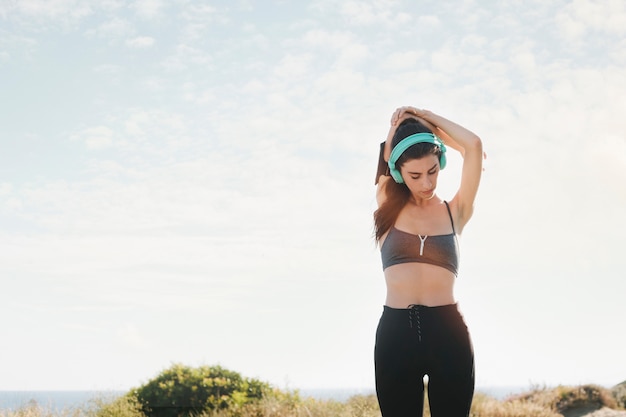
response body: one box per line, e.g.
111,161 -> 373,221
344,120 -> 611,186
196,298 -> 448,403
375,304 -> 475,417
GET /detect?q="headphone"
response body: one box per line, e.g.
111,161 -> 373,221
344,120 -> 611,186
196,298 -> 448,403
388,133 -> 447,184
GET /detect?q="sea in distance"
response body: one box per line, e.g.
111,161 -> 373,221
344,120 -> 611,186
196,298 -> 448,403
0,386 -> 527,411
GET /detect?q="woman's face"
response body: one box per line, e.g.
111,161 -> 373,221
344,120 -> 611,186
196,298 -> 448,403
400,155 -> 440,200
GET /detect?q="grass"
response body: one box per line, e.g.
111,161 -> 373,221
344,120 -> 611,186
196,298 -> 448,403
2,383 -> 625,417
509,384 -> 619,415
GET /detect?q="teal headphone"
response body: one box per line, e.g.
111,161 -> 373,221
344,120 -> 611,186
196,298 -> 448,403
388,133 -> 447,184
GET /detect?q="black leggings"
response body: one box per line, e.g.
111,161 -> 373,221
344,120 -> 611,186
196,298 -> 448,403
375,304 -> 475,417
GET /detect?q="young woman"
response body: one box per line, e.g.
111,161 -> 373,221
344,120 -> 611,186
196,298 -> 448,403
373,106 -> 483,417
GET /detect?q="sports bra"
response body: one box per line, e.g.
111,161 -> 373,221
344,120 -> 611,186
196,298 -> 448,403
380,201 -> 459,275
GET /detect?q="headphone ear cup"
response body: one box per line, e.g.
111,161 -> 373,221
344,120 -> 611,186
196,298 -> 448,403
434,136 -> 447,170
390,169 -> 404,183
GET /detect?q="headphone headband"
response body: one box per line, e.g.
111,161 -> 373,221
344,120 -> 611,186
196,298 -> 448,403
388,133 -> 447,183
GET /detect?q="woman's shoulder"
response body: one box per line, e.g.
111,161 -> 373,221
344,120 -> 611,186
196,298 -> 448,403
447,195 -> 474,234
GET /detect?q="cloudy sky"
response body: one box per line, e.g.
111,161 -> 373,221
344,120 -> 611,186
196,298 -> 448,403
1,0 -> 625,394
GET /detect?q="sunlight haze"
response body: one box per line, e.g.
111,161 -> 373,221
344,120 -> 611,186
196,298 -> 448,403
1,0 -> 625,393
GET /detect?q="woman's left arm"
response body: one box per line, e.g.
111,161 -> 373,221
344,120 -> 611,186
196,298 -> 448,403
396,107 -> 483,231
425,110 -> 482,231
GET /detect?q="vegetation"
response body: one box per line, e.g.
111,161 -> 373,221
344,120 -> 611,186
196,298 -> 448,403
1,365 -> 625,417
509,383 -> 618,415
613,380 -> 626,409
129,364 -> 270,417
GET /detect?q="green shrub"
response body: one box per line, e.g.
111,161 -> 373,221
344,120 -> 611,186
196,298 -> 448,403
130,364 -> 270,417
87,394 -> 144,417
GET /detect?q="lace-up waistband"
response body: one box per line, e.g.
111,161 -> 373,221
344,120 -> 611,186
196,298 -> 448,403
382,303 -> 459,343
408,304 -> 422,341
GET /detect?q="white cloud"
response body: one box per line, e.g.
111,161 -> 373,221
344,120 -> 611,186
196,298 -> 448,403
460,33 -> 488,49
123,109 -> 185,141
556,0 -> 626,39
180,3 -> 216,20
86,16 -> 135,40
302,28 -> 352,48
339,0 -> 391,25
0,32 -> 38,62
179,22 -> 209,42
142,76 -> 165,91
301,29 -> 369,68
177,2 -> 225,43
417,14 -> 440,28
2,0 -> 626,392
161,43 -> 212,71
273,53 -> 314,78
99,0 -> 126,12
93,63 -> 123,74
312,0 -> 408,27
181,82 -> 215,104
0,1 -> 14,19
130,0 -> 165,20
72,126 -> 115,150
125,36 -> 155,48
430,47 -> 463,74
0,183 -> 12,196
379,50 -> 424,71
609,38 -> 626,64
509,41 -> 538,75
12,0 -> 92,20
69,109 -> 189,157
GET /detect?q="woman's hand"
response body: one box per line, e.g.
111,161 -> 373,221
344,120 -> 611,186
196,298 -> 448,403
390,106 -> 437,132
390,106 -> 421,125
383,106 -> 423,164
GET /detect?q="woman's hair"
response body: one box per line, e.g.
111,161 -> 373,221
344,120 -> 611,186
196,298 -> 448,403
374,118 -> 442,242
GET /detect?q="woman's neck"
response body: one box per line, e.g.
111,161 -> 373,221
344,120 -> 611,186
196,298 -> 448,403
409,194 -> 440,208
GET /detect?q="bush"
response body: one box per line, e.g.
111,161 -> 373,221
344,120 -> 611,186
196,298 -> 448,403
0,402 -> 82,417
5,382 -> 626,417
130,364 -> 270,417
470,392 -> 561,417
344,394 -> 380,417
201,393 -> 380,417
87,394 -> 144,417
613,380 -> 626,409
510,384 -> 618,414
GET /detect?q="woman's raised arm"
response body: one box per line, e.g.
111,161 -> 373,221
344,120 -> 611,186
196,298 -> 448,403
392,107 -> 483,231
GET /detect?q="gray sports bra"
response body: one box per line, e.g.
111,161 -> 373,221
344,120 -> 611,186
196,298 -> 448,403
380,201 -> 459,275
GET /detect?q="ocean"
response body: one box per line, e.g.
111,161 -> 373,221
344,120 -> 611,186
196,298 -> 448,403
0,391 -> 124,411
0,386 -> 526,411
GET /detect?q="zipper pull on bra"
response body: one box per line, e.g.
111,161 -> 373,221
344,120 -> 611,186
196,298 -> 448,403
418,235 -> 427,256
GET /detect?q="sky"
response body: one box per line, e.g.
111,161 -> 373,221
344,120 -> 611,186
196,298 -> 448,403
1,0 -> 625,395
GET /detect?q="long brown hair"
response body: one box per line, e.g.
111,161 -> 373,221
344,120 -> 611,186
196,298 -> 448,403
373,118 -> 442,243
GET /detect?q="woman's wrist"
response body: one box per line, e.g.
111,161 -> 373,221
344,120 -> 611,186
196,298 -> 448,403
416,109 -> 437,124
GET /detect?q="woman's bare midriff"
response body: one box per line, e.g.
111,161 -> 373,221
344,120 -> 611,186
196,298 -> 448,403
384,263 -> 456,308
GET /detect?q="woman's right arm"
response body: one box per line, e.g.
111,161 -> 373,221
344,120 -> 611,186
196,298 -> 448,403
377,109 -> 431,205
376,111 -> 413,205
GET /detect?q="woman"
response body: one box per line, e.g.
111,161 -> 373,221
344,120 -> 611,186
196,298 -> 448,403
374,106 -> 483,416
